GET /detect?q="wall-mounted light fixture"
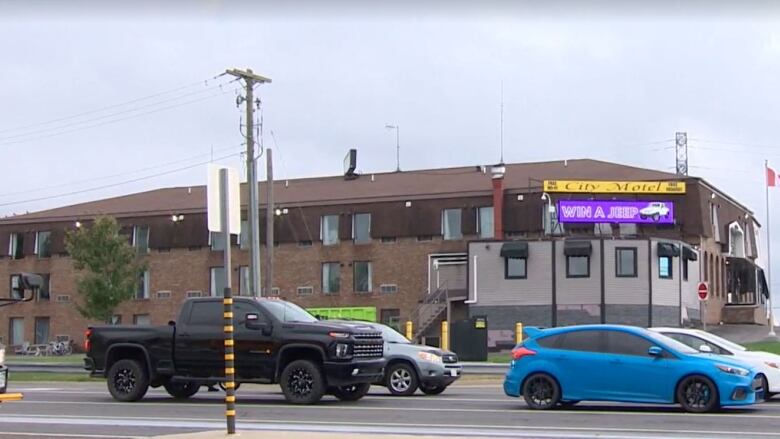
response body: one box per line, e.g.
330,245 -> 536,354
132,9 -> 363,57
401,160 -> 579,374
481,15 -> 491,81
75,221 -> 82,228
171,214 -> 184,222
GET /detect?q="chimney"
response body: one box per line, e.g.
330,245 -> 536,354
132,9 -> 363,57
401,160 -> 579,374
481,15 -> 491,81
490,164 -> 506,239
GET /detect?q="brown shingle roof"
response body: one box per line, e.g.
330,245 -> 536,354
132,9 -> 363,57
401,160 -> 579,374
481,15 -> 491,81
0,159 -> 683,224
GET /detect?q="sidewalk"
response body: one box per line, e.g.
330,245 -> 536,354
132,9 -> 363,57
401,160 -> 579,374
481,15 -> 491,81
160,432 -> 471,439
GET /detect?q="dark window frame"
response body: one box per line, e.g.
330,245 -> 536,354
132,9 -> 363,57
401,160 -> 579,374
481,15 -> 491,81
566,255 -> 591,278
615,247 -> 638,278
504,256 -> 528,279
353,260 -> 372,293
322,262 -> 341,294
36,230 -> 52,259
352,213 -> 371,245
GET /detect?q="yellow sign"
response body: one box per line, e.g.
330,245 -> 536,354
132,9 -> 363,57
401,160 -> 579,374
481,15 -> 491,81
543,180 -> 686,194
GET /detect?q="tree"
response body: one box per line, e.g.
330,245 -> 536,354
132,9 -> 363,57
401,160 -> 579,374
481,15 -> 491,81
65,217 -> 146,323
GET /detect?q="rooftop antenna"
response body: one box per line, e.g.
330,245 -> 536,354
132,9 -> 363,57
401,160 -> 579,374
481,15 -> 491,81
499,80 -> 505,165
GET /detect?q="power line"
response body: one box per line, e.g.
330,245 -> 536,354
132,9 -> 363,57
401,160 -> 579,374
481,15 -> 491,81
0,152 -> 241,209
0,87 -> 239,147
0,78 -> 238,142
690,138 -> 780,151
0,73 -> 228,135
0,143 -> 244,199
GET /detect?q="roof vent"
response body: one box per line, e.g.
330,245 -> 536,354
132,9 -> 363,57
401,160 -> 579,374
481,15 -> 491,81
343,149 -> 358,180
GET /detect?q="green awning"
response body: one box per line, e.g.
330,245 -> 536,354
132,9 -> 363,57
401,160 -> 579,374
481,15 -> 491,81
682,246 -> 698,261
657,242 -> 680,257
500,242 -> 528,258
564,240 -> 592,256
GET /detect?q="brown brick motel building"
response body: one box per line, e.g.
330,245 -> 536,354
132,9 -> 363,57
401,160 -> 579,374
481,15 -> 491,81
0,159 -> 770,351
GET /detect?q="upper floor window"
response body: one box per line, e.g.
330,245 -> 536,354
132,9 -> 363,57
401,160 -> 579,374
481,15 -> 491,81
322,262 -> 340,294
133,226 -> 150,254
441,208 -> 462,240
353,261 -> 372,293
321,215 -> 339,246
35,231 -> 51,258
37,273 -> 51,301
728,222 -> 746,258
8,233 -> 24,259
477,206 -> 494,239
136,270 -> 150,299
210,231 -> 227,251
353,213 -> 371,244
615,248 -> 637,278
9,274 -> 23,300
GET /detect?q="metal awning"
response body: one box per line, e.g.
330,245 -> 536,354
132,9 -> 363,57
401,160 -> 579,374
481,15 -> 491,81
564,240 -> 592,256
657,242 -> 680,257
500,242 -> 528,258
682,246 -> 698,261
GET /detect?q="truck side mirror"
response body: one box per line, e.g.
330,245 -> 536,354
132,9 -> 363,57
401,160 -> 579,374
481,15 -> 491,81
245,313 -> 271,335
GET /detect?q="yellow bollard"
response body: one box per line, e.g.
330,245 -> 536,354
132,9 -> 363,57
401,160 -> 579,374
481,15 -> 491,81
405,320 -> 413,340
441,320 -> 449,351
515,322 -> 524,345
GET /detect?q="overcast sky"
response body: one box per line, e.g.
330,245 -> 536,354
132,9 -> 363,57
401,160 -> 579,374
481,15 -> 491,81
2,1 -> 780,311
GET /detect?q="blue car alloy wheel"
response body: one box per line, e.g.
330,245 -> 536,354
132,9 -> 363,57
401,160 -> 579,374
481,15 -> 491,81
676,375 -> 719,413
522,373 -> 560,409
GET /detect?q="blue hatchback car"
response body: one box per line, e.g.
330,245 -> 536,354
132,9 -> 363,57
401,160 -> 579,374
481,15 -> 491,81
504,325 -> 762,413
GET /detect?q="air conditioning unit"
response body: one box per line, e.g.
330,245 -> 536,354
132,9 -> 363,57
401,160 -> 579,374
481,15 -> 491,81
186,291 -> 203,298
297,286 -> 314,296
156,291 -> 172,299
56,295 -> 71,303
380,284 -> 399,294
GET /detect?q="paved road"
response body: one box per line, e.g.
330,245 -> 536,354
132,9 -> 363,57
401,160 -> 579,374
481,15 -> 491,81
1,381 -> 779,438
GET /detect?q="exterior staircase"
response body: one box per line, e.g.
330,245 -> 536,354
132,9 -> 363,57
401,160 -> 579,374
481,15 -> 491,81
411,286 -> 448,341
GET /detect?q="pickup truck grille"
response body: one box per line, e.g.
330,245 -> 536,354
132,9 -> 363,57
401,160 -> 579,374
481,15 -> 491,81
353,331 -> 384,359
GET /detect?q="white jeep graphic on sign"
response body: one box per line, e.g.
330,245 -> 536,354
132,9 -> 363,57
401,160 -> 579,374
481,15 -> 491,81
639,202 -> 670,222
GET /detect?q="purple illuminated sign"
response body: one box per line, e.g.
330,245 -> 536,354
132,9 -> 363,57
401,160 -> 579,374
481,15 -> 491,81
557,200 -> 675,224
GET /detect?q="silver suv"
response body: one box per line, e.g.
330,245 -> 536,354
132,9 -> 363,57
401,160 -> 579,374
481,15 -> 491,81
333,321 -> 462,396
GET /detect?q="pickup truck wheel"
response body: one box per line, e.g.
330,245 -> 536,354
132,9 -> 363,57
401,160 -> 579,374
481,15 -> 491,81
280,360 -> 325,405
420,385 -> 446,395
107,359 -> 149,402
164,381 -> 200,399
386,363 -> 418,396
332,383 -> 371,401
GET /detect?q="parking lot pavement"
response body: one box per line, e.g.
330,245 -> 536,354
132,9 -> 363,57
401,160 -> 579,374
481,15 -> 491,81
1,381 -> 780,438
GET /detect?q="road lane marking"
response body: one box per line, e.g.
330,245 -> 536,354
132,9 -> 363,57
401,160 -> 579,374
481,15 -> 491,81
0,432 -> 140,438
6,399 -> 780,420
2,414 -> 780,438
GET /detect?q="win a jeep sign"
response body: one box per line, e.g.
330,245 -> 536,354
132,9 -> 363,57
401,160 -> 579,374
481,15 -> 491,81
557,200 -> 675,224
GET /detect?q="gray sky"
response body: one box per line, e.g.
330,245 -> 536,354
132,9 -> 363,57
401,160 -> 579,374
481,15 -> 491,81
2,1 -> 780,311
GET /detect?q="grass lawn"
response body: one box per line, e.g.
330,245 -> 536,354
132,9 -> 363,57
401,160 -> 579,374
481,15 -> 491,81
5,354 -> 85,365
8,372 -> 100,382
745,341 -> 780,355
487,352 -> 512,363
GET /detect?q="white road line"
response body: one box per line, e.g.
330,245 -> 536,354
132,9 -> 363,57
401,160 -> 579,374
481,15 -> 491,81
0,432 -> 140,438
2,414 -> 780,438
6,399 -> 780,420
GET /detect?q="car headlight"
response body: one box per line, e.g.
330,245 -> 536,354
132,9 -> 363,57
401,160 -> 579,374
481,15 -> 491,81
328,332 -> 351,339
418,351 -> 443,364
716,364 -> 750,377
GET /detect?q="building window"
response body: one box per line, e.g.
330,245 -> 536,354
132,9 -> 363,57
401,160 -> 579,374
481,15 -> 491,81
37,273 -> 51,301
728,222 -> 746,258
132,226 -> 150,254
353,213 -> 371,244
322,262 -> 340,294
478,206 -> 494,239
711,203 -> 721,242
136,270 -> 150,299
615,248 -> 637,278
239,220 -> 250,250
209,231 -> 227,251
133,314 -> 151,326
35,231 -> 51,258
505,257 -> 527,279
321,215 -> 339,246
353,261 -> 372,293
618,223 -> 638,237
441,208 -> 462,240
8,232 -> 23,259
659,256 -> 673,279
9,274 -> 23,300
594,223 -> 612,236
566,256 -> 590,278
210,267 -> 227,297
683,258 -> 689,281
239,266 -> 250,296
380,308 -> 401,332
9,317 -> 24,346
34,317 -> 50,345
110,315 -> 122,325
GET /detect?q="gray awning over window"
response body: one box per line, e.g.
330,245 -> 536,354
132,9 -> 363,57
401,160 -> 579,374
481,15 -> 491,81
657,242 -> 680,257
563,240 -> 592,256
500,241 -> 528,258
682,246 -> 698,261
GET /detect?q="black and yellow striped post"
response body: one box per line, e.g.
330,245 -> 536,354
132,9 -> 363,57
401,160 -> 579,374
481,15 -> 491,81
223,289 -> 236,434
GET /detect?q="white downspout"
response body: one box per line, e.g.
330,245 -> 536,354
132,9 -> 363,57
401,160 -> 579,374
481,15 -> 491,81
466,254 -> 478,304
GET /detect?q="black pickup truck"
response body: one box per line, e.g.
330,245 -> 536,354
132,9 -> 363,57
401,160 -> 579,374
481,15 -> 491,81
84,297 -> 385,404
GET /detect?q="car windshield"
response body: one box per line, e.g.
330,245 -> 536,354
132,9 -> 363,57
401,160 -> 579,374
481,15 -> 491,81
695,331 -> 747,352
643,330 -> 699,355
379,324 -> 411,344
259,300 -> 318,323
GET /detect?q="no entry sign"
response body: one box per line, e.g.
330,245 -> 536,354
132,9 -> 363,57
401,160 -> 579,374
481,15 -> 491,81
697,282 -> 709,301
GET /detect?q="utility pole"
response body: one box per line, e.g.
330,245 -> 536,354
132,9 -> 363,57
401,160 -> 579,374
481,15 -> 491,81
226,68 -> 271,296
265,148 -> 274,297
675,132 -> 688,175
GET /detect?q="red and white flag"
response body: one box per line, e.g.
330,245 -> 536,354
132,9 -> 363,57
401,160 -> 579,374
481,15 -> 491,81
768,166 -> 779,187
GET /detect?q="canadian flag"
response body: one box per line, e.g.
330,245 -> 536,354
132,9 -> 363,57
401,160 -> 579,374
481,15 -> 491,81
768,166 -> 779,187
